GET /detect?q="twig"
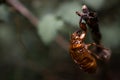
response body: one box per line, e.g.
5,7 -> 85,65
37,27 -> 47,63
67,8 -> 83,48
55,35 -> 69,51
6,0 -> 38,26
6,0 -> 69,51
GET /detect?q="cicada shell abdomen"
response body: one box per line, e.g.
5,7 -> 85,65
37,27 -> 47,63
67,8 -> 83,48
69,30 -> 97,73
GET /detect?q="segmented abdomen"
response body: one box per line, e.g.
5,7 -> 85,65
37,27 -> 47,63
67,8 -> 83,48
70,47 -> 97,73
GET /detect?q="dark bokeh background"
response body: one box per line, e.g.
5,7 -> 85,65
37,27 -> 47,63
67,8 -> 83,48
0,0 -> 120,80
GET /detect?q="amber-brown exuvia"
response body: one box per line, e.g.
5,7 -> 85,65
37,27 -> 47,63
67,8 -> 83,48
69,4 -> 111,73
76,5 -> 102,46
69,23 -> 98,73
75,4 -> 111,63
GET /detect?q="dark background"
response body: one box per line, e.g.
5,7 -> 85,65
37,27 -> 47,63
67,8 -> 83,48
0,0 -> 120,80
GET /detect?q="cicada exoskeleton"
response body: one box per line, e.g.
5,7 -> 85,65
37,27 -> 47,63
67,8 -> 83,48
69,23 -> 98,73
76,5 -> 111,62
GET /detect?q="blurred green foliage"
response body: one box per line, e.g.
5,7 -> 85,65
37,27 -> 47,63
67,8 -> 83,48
0,0 -> 120,80
84,0 -> 105,10
0,4 -> 10,22
37,13 -> 64,44
56,2 -> 82,27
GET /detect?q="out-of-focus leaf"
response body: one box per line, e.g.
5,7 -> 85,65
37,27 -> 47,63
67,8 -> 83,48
37,13 -> 64,44
103,0 -> 119,9
101,23 -> 120,47
0,23 -> 25,63
0,24 -> 13,43
56,1 -> 82,27
85,0 -> 105,10
0,4 -> 10,22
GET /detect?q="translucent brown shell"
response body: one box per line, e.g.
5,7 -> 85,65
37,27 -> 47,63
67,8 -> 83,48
69,30 -> 97,73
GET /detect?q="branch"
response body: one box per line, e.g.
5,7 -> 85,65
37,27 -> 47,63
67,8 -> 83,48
6,0 -> 69,51
6,0 -> 38,26
55,35 -> 69,51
